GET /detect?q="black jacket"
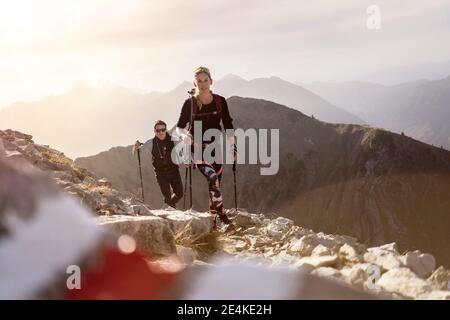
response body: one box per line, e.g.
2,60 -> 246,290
141,134 -> 179,174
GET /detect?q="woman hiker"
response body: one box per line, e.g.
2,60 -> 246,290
174,66 -> 236,227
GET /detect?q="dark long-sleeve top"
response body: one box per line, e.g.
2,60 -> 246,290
176,94 -> 234,140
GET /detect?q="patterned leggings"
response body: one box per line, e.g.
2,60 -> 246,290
196,162 -> 224,215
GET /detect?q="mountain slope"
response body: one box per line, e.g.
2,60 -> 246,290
75,96 -> 450,268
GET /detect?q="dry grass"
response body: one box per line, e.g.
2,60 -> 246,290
90,185 -> 112,195
41,150 -> 86,181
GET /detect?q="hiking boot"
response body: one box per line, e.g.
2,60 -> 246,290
161,202 -> 176,210
218,212 -> 231,225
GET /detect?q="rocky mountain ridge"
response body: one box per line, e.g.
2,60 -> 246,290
1,128 -> 450,299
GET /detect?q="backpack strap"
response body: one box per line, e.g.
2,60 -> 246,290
188,94 -> 223,132
151,137 -> 159,158
213,94 -> 222,117
188,96 -> 194,132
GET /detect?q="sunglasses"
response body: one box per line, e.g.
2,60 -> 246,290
155,128 -> 166,133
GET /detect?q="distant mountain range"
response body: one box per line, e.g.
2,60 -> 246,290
356,59 -> 450,85
0,75 -> 363,158
214,74 -> 364,124
304,75 -> 450,150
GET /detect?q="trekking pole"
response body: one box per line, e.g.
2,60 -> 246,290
189,165 -> 193,209
183,167 -> 188,210
135,140 -> 145,202
233,160 -> 237,211
186,88 -> 195,210
231,141 -> 238,211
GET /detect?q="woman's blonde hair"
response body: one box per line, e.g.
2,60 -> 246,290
193,66 -> 212,110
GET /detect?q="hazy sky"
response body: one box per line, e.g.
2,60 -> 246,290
1,0 -> 450,108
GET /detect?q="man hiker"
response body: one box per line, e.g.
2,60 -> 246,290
134,120 -> 183,209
